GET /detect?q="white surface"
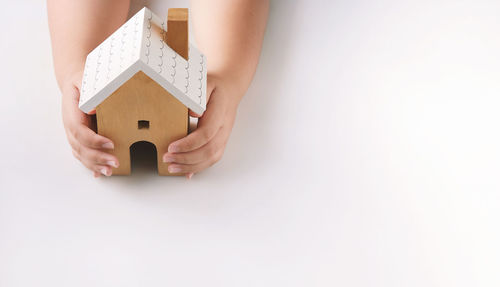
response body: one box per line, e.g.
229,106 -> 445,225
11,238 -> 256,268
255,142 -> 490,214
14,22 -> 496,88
1,0 -> 500,286
80,7 -> 207,115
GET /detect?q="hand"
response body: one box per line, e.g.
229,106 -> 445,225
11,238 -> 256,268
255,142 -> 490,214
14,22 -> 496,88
162,75 -> 240,178
61,72 -> 119,177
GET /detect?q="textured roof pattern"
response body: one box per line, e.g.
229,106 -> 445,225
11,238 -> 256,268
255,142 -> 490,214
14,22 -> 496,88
79,7 -> 207,115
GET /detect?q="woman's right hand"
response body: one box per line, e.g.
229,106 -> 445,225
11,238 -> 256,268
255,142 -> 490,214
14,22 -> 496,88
61,72 -> 119,177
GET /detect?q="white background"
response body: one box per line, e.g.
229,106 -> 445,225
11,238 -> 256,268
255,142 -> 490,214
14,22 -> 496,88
1,0 -> 499,286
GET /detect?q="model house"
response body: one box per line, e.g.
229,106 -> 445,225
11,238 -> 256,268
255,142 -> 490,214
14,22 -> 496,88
79,7 -> 207,175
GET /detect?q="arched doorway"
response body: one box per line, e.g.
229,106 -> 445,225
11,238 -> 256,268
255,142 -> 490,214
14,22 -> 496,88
129,141 -> 157,174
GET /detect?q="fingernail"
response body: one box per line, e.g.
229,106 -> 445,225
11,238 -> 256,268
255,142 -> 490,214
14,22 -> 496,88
102,142 -> 114,149
186,172 -> 194,180
168,144 -> 179,153
163,155 -> 175,163
106,161 -> 118,168
168,165 -> 182,173
100,168 -> 109,176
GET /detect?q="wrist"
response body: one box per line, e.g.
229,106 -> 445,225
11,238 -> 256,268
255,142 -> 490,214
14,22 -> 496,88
208,72 -> 247,105
54,61 -> 84,92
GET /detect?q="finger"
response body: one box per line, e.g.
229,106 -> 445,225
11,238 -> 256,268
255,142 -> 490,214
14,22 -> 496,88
167,150 -> 223,174
94,165 -> 112,176
168,118 -> 221,153
77,153 -> 103,175
72,139 -> 119,170
93,171 -> 101,178
79,146 -> 119,168
80,153 -> 112,176
80,155 -> 112,176
72,124 -> 114,150
87,109 -> 96,115
163,139 -> 220,165
188,109 -> 203,118
168,96 -> 225,153
186,172 -> 194,180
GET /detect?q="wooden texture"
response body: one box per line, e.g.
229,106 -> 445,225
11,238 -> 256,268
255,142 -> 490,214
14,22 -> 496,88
96,71 -> 188,175
167,8 -> 189,60
93,8 -> 192,176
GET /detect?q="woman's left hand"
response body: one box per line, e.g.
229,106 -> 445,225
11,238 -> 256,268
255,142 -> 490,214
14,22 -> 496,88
162,75 -> 240,178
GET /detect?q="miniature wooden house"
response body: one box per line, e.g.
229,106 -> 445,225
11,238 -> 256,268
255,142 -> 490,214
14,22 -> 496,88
79,7 -> 207,175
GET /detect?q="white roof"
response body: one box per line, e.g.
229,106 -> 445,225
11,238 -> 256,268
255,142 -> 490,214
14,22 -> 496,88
79,7 -> 207,115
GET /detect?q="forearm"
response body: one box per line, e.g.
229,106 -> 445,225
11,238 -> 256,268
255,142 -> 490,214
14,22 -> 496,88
47,0 -> 130,90
190,0 -> 269,102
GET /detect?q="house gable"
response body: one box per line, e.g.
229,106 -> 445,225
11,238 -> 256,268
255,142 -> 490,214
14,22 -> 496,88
96,71 -> 188,147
